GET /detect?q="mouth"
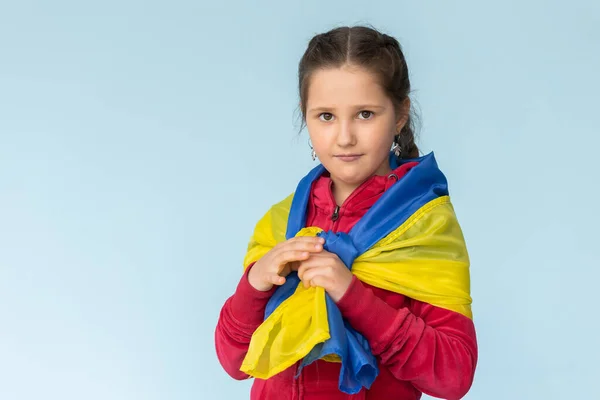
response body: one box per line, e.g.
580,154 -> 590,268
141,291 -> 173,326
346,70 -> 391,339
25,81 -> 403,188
334,154 -> 363,162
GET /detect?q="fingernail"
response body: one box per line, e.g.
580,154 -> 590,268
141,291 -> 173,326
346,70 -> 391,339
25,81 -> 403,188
315,244 -> 322,250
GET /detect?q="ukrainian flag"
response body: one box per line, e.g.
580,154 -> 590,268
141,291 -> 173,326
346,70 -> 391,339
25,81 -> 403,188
240,152 -> 472,394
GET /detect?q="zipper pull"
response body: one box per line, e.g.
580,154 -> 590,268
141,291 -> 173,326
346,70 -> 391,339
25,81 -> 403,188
331,205 -> 340,221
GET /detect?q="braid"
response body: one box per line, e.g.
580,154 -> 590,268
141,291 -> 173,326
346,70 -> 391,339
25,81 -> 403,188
395,121 -> 419,159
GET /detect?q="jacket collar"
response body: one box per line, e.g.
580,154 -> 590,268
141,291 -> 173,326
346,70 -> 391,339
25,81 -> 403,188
311,162 -> 419,216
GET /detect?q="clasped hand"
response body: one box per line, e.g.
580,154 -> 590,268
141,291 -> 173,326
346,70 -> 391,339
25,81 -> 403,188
247,236 -> 353,302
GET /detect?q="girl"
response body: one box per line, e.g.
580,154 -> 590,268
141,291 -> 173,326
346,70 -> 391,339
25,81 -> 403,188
215,26 -> 477,400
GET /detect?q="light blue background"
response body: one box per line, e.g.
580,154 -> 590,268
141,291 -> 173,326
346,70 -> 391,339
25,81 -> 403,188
1,1 -> 598,399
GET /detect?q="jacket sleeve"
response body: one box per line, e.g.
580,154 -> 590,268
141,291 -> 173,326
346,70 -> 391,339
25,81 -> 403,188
214,265 -> 276,380
336,276 -> 478,400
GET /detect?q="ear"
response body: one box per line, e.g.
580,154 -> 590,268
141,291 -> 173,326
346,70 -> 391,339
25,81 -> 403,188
395,98 -> 411,133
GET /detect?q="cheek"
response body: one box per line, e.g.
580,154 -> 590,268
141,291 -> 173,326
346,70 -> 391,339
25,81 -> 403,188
361,122 -> 395,148
306,122 -> 330,149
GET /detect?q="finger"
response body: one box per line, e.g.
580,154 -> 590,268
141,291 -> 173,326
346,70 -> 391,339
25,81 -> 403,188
278,236 -> 324,248
300,267 -> 320,287
309,275 -> 327,289
281,239 -> 325,253
296,257 -> 325,280
297,264 -> 318,281
273,245 -> 320,265
267,274 -> 286,286
297,252 -> 341,278
303,275 -> 311,288
301,269 -> 327,289
309,251 -> 340,265
288,236 -> 326,245
275,250 -> 311,268
296,249 -> 335,260
308,249 -> 337,258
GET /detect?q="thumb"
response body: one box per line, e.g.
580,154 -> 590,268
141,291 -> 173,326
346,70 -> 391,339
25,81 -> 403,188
269,274 -> 286,286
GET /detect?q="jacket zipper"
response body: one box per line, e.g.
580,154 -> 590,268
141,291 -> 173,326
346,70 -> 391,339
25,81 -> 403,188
327,177 -> 373,231
331,205 -> 340,221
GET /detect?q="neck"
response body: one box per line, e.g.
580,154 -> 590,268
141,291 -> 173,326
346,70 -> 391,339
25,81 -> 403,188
331,170 -> 393,206
330,157 -> 393,205
331,179 -> 357,206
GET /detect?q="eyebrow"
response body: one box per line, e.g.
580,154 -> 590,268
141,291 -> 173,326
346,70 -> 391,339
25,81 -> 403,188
307,104 -> 386,113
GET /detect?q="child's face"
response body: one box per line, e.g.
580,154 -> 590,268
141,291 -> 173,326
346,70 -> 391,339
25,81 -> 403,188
305,65 -> 408,189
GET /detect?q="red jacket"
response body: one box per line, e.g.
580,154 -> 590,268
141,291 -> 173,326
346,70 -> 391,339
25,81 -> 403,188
215,162 -> 478,400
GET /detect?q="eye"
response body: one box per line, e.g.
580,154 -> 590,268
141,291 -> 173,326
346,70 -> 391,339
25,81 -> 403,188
358,111 -> 374,120
319,113 -> 334,122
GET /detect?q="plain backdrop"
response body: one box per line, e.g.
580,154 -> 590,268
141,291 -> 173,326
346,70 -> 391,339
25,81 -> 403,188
1,1 -> 599,399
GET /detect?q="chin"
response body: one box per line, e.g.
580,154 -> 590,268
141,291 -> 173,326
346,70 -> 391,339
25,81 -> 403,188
330,168 -> 371,187
324,158 -> 376,183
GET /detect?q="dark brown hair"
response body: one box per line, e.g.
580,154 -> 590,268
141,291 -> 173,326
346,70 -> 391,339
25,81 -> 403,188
298,25 -> 419,159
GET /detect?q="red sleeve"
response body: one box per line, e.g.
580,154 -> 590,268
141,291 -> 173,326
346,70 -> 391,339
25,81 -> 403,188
214,265 -> 276,380
336,276 -> 478,400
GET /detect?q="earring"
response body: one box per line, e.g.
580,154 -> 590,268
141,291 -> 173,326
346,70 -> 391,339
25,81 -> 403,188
309,139 -> 317,161
391,142 -> 401,157
392,130 -> 402,157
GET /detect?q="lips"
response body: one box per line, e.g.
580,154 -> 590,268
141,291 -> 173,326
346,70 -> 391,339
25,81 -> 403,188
335,154 -> 363,162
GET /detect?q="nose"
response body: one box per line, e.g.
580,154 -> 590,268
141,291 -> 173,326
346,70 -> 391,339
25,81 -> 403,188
335,120 -> 357,148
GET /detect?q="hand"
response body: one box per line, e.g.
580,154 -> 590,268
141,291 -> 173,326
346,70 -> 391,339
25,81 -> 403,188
297,250 -> 354,303
248,236 -> 326,292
